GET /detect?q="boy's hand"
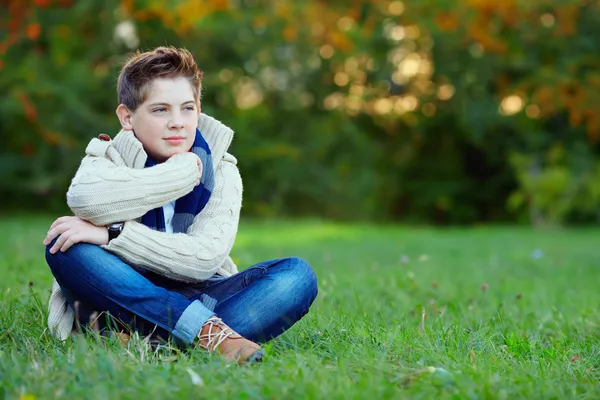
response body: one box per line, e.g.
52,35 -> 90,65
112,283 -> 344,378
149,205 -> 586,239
43,216 -> 109,254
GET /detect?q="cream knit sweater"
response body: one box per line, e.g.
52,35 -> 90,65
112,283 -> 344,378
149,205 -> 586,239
47,114 -> 242,340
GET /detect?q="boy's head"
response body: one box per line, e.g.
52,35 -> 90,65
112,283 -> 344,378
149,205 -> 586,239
115,46 -> 203,162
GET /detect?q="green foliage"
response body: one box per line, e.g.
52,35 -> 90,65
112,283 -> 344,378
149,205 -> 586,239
1,0 -> 600,224
2,216 -> 600,398
415,0 -> 600,224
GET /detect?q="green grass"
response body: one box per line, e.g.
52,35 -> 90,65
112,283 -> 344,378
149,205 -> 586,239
1,215 -> 599,399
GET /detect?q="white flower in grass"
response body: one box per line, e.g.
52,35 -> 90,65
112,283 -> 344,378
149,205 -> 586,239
186,368 -> 204,386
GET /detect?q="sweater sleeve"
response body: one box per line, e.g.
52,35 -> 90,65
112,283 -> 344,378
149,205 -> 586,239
67,153 -> 201,226
101,154 -> 242,282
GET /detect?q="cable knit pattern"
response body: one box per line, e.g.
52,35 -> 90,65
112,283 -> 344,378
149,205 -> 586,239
47,113 -> 241,340
102,154 -> 242,282
67,151 -> 201,226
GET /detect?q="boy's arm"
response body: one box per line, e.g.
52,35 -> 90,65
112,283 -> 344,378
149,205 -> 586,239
67,153 -> 201,226
102,154 -> 241,282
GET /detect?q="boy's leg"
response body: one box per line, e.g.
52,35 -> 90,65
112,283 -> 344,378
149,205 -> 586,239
45,237 -> 214,345
191,257 -> 318,343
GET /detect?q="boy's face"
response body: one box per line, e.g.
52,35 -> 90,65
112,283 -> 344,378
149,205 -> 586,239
116,77 -> 200,162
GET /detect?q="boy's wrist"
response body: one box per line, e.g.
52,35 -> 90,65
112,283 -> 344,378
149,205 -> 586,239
108,222 -> 124,242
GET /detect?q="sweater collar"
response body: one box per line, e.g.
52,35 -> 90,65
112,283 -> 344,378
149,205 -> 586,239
111,113 -> 234,169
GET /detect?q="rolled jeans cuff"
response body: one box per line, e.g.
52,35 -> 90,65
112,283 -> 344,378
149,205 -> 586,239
172,300 -> 214,345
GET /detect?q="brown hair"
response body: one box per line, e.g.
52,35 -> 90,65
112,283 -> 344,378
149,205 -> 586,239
117,46 -> 203,111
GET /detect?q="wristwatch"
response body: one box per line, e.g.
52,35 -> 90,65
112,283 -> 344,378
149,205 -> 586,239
108,222 -> 124,242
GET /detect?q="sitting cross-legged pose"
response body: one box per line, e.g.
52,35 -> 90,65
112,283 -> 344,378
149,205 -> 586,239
43,46 -> 318,364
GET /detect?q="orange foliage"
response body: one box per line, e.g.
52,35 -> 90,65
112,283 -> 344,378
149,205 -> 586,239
252,16 -> 268,29
462,0 -> 525,52
463,0 -> 579,56
532,86 -> 558,116
295,2 -> 357,53
329,31 -> 353,53
283,26 -> 297,42
172,2 -> 210,34
467,15 -> 507,53
531,82 -> 598,138
33,0 -> 50,7
435,12 -> 459,32
347,7 -> 360,21
38,127 -> 61,145
569,107 -> 584,127
26,23 -> 41,41
213,0 -> 229,11
548,81 -> 600,142
7,1 -> 25,33
494,1 -> 519,28
466,0 -> 495,13
586,73 -> 600,88
15,92 -> 38,122
559,83 -> 584,106
495,74 -> 511,95
132,1 -> 219,35
555,4 -> 578,36
8,32 -> 18,47
121,0 -> 134,15
559,83 -> 588,129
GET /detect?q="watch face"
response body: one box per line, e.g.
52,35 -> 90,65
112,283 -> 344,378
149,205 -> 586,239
108,224 -> 123,241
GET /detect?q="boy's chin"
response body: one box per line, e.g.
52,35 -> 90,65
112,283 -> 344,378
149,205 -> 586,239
166,149 -> 190,158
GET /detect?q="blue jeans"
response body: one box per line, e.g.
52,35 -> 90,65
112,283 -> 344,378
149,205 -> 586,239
45,238 -> 318,345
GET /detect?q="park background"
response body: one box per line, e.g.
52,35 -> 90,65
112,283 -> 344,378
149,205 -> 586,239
2,0 -> 600,226
1,1 -> 599,399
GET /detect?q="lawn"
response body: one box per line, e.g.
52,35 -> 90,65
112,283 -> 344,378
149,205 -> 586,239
0,215 -> 599,399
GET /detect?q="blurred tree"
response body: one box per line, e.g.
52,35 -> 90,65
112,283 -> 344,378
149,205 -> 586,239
414,0 -> 600,225
1,0 -> 599,225
0,0 -> 122,210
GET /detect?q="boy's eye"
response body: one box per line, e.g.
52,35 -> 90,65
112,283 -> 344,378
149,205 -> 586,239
153,108 -> 167,113
184,106 -> 195,111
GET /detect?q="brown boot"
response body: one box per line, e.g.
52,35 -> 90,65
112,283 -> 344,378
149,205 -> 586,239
197,316 -> 264,364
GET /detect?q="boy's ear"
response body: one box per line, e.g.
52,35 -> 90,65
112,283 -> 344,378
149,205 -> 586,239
116,104 -> 134,131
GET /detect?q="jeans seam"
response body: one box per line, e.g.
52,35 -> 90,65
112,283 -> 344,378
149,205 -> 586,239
243,266 -> 267,288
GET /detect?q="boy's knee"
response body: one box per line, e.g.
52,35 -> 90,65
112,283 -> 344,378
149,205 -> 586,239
45,237 -> 61,264
45,236 -> 92,270
286,257 -> 318,299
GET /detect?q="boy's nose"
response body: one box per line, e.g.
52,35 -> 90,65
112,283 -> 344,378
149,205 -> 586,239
168,120 -> 184,130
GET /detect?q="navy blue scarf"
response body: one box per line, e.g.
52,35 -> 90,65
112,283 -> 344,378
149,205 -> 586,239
141,129 -> 214,233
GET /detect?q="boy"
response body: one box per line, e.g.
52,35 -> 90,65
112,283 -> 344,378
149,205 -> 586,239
43,47 -> 318,364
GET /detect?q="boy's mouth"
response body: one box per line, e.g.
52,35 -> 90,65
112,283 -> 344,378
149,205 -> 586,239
164,136 -> 186,145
